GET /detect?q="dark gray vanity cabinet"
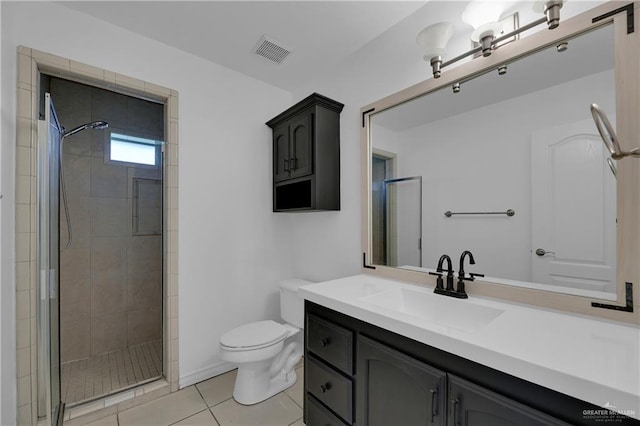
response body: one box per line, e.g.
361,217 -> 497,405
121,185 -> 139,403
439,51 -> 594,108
447,375 -> 568,426
305,314 -> 353,425
266,93 -> 343,212
304,301 -> 633,426
357,335 -> 446,425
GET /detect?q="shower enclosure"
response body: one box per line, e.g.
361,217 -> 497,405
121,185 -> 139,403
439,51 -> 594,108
383,177 -> 423,268
37,77 -> 165,417
371,151 -> 423,268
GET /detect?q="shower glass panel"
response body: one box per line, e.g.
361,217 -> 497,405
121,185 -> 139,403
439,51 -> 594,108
384,177 -> 422,268
37,93 -> 63,424
46,77 -> 164,406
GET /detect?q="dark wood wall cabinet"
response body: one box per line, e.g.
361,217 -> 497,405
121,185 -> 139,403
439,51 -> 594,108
266,93 -> 343,212
304,301 -> 640,426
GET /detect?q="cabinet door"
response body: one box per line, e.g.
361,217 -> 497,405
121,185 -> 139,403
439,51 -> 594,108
357,335 -> 446,426
274,123 -> 290,182
447,375 -> 569,426
289,112 -> 313,179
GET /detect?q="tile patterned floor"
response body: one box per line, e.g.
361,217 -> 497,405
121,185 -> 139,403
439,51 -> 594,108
62,340 -> 163,405
68,360 -> 305,426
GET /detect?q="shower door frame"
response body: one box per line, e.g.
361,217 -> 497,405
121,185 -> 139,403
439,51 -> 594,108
382,176 -> 423,268
14,47 -> 180,425
36,93 -> 63,424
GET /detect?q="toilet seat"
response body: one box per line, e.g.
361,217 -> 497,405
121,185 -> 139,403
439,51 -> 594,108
220,320 -> 289,351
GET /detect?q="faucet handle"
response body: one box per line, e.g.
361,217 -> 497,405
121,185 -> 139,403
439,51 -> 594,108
429,272 -> 445,290
460,272 -> 484,282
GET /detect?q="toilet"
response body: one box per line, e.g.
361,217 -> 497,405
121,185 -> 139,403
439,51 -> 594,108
220,279 -> 310,405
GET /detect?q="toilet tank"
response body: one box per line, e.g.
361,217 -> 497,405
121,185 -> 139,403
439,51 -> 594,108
280,279 -> 312,328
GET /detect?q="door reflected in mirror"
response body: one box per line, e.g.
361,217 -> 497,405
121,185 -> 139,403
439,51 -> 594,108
369,23 -> 617,298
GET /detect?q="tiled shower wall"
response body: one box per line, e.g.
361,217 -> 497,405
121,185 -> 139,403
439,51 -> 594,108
49,78 -> 163,363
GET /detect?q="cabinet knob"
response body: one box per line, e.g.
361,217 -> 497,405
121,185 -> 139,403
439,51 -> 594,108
320,382 -> 332,393
320,338 -> 330,347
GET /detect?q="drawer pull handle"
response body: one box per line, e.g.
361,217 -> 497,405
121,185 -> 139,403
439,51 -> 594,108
430,388 -> 438,423
451,398 -> 460,426
320,338 -> 330,347
320,382 -> 332,393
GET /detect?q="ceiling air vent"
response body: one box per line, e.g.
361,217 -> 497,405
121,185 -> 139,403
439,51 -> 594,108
253,35 -> 293,64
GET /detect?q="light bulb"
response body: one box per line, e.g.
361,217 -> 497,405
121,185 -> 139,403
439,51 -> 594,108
462,0 -> 504,43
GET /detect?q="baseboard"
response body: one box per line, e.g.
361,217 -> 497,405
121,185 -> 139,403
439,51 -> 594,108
179,361 -> 237,388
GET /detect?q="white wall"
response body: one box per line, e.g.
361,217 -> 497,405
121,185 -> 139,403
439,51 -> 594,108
1,2 -> 294,420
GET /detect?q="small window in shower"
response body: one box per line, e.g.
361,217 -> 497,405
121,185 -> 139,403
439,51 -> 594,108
107,132 -> 162,167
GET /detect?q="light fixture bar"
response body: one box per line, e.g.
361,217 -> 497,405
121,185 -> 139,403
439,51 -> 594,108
441,16 -> 547,73
492,16 -> 546,46
441,46 -> 483,68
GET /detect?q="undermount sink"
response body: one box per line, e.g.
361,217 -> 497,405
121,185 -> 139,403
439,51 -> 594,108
360,287 -> 504,333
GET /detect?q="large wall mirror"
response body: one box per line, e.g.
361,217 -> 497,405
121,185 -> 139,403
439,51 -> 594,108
362,2 -> 640,322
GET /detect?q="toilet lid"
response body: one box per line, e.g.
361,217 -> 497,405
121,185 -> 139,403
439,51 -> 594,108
220,320 -> 288,349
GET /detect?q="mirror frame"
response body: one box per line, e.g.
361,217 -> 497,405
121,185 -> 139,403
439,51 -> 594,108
361,1 -> 640,323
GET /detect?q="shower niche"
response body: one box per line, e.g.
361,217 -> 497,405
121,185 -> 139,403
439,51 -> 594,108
266,93 -> 344,212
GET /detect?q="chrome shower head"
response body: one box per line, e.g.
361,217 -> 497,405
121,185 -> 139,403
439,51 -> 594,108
62,121 -> 109,138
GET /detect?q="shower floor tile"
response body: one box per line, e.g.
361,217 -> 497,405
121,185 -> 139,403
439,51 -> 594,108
62,340 -> 162,406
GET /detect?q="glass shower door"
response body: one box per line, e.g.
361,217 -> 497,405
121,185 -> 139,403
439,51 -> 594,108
37,93 -> 63,424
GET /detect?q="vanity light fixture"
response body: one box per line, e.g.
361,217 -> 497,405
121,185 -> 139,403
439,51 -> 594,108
497,65 -> 507,75
452,82 -> 461,93
534,0 -> 564,29
416,22 -> 454,79
419,0 -> 565,79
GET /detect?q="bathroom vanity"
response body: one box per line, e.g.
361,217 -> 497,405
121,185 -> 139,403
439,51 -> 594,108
300,275 -> 640,425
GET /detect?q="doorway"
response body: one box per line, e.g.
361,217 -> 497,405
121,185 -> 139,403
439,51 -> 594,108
40,76 -> 165,408
16,47 -> 179,426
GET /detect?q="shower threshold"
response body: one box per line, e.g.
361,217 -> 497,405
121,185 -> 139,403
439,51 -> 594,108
62,340 -> 162,407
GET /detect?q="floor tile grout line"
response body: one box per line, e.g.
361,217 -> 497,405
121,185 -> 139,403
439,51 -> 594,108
192,383 -> 207,407
282,390 -> 302,410
207,406 -> 221,426
166,408 -> 209,426
288,417 -> 303,426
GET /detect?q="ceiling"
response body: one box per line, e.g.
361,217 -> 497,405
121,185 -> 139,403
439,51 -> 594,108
59,1 -> 429,93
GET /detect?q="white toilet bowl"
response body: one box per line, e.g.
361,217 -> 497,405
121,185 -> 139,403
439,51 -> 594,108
219,279 -> 310,405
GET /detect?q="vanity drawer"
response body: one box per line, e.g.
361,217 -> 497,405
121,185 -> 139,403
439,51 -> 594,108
307,394 -> 349,426
307,357 -> 353,424
307,314 -> 353,374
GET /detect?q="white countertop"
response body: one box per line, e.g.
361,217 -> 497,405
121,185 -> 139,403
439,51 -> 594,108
299,274 -> 640,420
